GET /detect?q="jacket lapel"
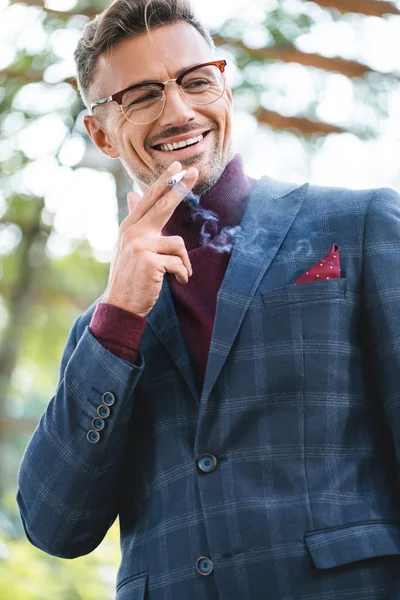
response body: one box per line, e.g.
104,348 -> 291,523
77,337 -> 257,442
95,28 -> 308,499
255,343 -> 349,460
201,176 -> 309,401
146,281 -> 200,401
147,175 -> 308,404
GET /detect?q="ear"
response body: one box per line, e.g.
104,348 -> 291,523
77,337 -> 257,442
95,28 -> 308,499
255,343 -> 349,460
83,114 -> 120,159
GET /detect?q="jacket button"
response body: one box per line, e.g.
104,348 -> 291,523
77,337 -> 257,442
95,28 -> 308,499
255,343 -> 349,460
92,417 -> 105,431
197,454 -> 217,473
196,557 -> 213,576
87,430 -> 100,444
102,392 -> 115,406
97,404 -> 110,419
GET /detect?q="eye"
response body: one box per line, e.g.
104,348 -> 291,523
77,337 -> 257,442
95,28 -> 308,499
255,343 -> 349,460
130,92 -> 160,106
122,86 -> 163,108
184,78 -> 209,89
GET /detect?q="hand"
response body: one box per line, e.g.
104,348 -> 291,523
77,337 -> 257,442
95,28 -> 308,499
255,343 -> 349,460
103,162 -> 198,317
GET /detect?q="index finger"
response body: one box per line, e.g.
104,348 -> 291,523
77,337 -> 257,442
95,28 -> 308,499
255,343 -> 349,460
128,161 -> 182,225
141,167 -> 199,232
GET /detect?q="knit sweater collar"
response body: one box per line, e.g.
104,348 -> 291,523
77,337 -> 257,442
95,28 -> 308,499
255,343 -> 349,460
162,154 -> 255,252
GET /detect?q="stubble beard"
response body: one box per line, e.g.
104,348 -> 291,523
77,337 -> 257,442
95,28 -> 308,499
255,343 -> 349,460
126,137 -> 233,197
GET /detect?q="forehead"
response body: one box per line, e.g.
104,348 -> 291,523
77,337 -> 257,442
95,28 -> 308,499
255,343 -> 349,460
93,21 -> 214,96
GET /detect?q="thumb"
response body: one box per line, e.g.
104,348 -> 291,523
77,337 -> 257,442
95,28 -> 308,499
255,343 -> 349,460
127,191 -> 141,215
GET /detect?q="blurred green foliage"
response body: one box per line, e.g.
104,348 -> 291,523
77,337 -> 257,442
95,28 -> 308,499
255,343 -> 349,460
0,510 -> 120,599
0,2 -> 125,595
1,0 -> 399,597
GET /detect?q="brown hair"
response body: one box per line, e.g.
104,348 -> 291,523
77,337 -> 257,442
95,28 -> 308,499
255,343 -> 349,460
74,0 -> 215,107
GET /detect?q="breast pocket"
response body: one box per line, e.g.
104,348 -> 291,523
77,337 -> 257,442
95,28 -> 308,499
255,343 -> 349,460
116,573 -> 147,600
253,277 -> 353,401
259,277 -> 350,347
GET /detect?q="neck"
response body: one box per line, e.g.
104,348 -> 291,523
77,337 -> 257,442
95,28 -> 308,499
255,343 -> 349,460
162,154 -> 256,251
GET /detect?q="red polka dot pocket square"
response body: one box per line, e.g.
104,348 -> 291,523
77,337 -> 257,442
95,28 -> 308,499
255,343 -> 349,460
294,244 -> 341,284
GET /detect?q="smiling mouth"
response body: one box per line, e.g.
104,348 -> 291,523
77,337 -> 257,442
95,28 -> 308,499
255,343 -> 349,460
152,131 -> 210,152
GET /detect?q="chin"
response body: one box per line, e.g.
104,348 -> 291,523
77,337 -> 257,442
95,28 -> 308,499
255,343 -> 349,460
193,147 -> 233,195
192,173 -> 220,196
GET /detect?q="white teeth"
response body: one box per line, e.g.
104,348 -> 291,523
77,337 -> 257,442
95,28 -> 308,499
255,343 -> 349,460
159,133 -> 205,151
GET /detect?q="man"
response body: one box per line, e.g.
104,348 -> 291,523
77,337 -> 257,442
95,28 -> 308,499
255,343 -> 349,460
17,0 -> 400,598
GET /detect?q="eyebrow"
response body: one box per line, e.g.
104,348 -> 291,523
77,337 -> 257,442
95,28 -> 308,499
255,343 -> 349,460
126,63 -> 201,88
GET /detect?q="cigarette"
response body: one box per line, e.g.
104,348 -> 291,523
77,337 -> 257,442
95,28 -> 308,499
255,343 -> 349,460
168,170 -> 187,187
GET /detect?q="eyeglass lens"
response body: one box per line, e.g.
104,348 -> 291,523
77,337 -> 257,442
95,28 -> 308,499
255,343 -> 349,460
120,64 -> 225,125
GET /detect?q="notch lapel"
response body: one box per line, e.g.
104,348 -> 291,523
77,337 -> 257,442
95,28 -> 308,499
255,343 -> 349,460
147,280 -> 199,401
201,176 -> 309,401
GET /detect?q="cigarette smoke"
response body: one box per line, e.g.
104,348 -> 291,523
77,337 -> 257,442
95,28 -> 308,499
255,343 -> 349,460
171,180 -> 268,256
183,189 -> 267,256
294,239 -> 313,257
176,188 -> 238,254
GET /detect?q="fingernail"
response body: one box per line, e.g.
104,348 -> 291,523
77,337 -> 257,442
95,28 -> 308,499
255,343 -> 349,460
168,161 -> 181,173
186,167 -> 198,178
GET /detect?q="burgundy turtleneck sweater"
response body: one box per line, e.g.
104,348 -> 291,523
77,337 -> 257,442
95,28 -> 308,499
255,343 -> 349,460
89,154 -> 256,388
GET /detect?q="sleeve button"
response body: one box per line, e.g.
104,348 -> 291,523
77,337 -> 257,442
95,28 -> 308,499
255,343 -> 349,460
102,392 -> 115,406
92,417 -> 105,431
87,430 -> 100,444
97,404 -> 111,419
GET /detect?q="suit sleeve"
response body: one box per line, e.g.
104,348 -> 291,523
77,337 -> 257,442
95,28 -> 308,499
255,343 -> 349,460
363,187 -> 400,461
16,315 -> 145,558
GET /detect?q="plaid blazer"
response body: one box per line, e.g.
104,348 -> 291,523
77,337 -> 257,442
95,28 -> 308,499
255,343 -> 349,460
18,176 -> 400,600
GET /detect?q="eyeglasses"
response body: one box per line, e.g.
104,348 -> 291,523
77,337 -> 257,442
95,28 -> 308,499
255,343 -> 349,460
90,59 -> 227,125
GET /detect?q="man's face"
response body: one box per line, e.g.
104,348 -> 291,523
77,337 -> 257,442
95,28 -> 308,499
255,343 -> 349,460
84,21 -> 234,195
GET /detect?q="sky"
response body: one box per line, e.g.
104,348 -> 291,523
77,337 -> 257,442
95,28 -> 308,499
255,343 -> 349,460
1,0 -> 400,261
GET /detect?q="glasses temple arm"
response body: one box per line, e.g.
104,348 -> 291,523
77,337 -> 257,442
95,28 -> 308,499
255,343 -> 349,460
90,95 -> 113,112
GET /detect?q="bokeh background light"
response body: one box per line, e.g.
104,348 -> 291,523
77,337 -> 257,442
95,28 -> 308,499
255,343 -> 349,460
1,0 -> 400,260
1,1 -> 400,598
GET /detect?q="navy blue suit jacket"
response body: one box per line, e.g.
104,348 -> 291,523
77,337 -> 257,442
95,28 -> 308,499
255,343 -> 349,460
18,176 -> 400,599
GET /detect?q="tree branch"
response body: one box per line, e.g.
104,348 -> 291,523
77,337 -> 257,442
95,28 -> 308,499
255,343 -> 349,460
213,35 -> 396,79
0,281 -> 101,312
11,0 -> 400,20
0,417 -> 38,433
11,0 -> 400,19
8,0 -> 98,19
254,107 -> 346,135
310,0 -> 400,17
4,68 -> 76,86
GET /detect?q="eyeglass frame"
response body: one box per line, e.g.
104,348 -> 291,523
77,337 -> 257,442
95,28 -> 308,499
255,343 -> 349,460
90,59 -> 227,118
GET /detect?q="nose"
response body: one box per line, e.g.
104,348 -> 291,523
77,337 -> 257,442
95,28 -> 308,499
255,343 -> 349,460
157,82 -> 196,128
